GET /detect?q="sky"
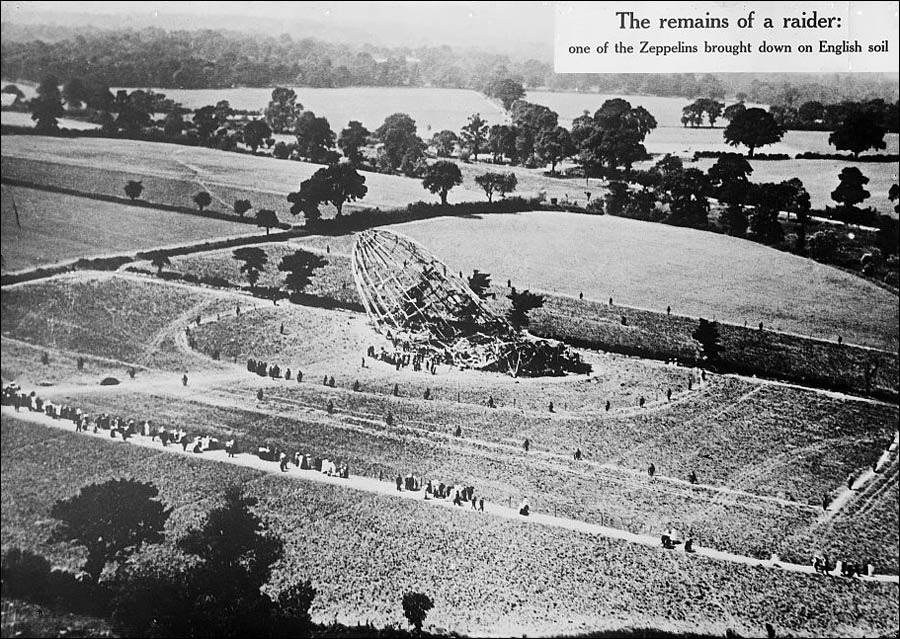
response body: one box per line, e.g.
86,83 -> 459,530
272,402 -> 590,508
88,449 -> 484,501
1,1 -> 556,54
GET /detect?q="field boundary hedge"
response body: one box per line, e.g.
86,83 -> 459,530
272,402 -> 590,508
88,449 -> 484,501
530,293 -> 899,402
1,177 -> 291,229
693,150 -> 900,163
310,196 -> 546,234
1,229 -> 308,287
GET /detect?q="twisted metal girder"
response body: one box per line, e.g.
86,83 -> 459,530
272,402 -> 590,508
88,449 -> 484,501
351,229 -> 516,369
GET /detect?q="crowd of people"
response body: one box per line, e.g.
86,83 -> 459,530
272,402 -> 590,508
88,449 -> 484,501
247,358 -> 303,383
1,382 -> 489,516
3,380 -> 890,580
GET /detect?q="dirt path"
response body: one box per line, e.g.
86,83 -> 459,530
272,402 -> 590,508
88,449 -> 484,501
817,432 -> 900,525
3,405 -> 896,585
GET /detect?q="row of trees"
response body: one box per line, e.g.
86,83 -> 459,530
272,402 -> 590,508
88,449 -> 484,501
682,100 -> 891,159
4,479 -> 437,636
605,152 -> 899,261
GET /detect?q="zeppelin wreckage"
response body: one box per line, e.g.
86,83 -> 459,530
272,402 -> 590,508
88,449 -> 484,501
351,229 -> 589,377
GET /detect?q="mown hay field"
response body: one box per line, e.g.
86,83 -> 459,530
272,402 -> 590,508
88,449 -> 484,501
0,185 -> 258,272
3,417 -> 898,638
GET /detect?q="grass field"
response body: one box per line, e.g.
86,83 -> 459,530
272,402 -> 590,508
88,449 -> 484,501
363,212 -> 898,350
0,110 -> 101,131
1,135 -> 486,218
3,416 -> 897,637
2,273 -> 893,569
0,274 -> 235,370
0,184 -> 259,272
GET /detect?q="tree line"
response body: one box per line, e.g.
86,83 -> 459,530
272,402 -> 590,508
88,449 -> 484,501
4,26 -> 898,104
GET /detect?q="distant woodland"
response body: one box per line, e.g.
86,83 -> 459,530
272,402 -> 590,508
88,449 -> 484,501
1,26 -> 898,105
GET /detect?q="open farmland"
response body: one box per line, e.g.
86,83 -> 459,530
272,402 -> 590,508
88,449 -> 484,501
0,273 -> 236,370
3,416 -> 898,637
3,273 -> 894,569
112,86 -> 508,138
691,156 -> 899,216
166,242 -> 360,308
0,184 -> 258,272
1,135 -> 485,217
377,212 -> 899,350
526,90 -> 900,155
2,86 -> 898,637
0,110 -> 101,131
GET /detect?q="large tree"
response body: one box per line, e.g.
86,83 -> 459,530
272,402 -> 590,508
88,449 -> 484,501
421,160 -> 463,205
510,101 -> 559,166
487,124 -> 517,163
474,171 -> 517,202
723,107 -> 785,157
722,102 -> 746,124
486,78 -> 525,111
31,75 -> 65,133
748,182 -> 786,244
178,486 -> 283,638
62,77 -> 89,109
114,90 -> 152,135
233,247 -> 269,290
661,168 -> 710,228
294,110 -> 336,162
707,154 -> 753,236
778,177 -> 811,253
535,126 -> 575,173
265,87 -> 301,133
828,111 -> 887,158
287,162 -> 368,220
256,209 -> 279,235
831,167 -> 870,219
278,249 -> 328,297
337,120 -> 370,165
48,479 -> 170,584
576,99 -> 657,175
430,130 -> 459,157
460,113 -> 489,160
242,119 -> 272,153
375,113 -> 425,171
681,100 -> 705,128
193,191 -> 212,211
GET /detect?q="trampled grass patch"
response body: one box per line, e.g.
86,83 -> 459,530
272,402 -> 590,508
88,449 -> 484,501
0,273 -> 232,368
